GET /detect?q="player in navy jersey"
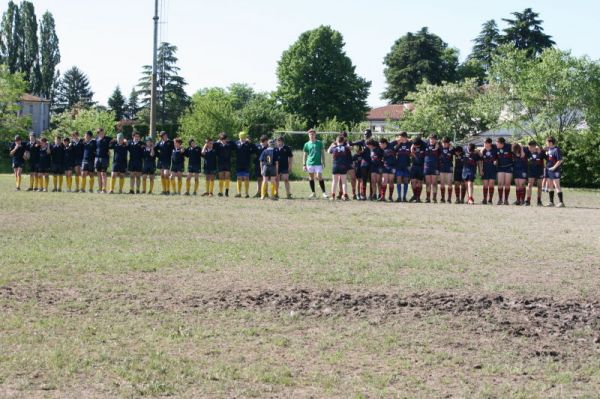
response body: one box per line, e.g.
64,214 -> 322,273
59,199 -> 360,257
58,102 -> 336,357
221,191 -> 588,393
544,136 -> 565,207
170,138 -> 185,195
70,132 -> 84,192
481,138 -> 497,204
184,139 -> 202,196
260,139 -> 279,200
9,135 -> 26,190
423,134 -> 440,203
25,133 -> 40,191
235,132 -> 255,198
94,128 -> 112,193
276,136 -> 294,199
409,137 -> 426,202
350,146 -> 362,200
439,137 -> 454,203
38,138 -> 52,192
214,132 -> 236,197
142,138 -> 157,194
367,139 -> 383,201
156,131 -> 174,195
127,132 -> 145,194
350,129 -> 375,199
108,134 -> 128,194
524,141 -> 544,206
452,146 -> 466,204
328,135 -> 352,201
50,136 -> 65,192
202,139 -> 218,196
378,138 -> 396,201
512,143 -> 528,205
62,138 -> 75,192
496,137 -> 513,205
462,144 -> 482,205
254,136 -> 269,197
80,131 -> 96,193
393,132 -> 411,202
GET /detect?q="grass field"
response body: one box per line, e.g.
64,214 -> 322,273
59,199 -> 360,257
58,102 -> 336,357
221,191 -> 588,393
1,174 -> 600,398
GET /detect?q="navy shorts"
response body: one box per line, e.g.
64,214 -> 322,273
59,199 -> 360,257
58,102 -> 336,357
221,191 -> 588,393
157,160 -> 171,170
453,168 -> 464,182
439,166 -> 453,174
205,169 -> 217,176
95,157 -> 109,172
112,163 -> 127,173
410,166 -> 424,180
424,166 -> 439,176
218,165 -> 231,173
497,166 -> 513,174
381,167 -> 395,175
332,165 -> 348,175
236,170 -> 250,177
514,169 -> 527,180
262,165 -> 277,177
482,167 -> 497,180
128,161 -> 142,173
28,163 -> 39,173
278,169 -> 289,175
38,164 -> 50,174
142,167 -> 156,175
188,166 -> 201,174
51,165 -> 65,175
12,160 -> 24,169
462,169 -> 476,182
396,168 -> 409,178
546,168 -> 561,180
528,168 -> 543,180
171,163 -> 184,173
82,161 -> 95,173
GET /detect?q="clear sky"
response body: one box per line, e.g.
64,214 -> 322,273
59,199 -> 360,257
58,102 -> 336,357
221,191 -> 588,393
11,0 -> 600,107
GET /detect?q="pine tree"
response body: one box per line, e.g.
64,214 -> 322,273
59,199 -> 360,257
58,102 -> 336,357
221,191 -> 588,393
469,20 -> 501,70
17,1 -> 40,93
0,1 -> 21,73
54,66 -> 94,113
126,88 -> 140,119
137,42 -> 190,128
501,8 -> 555,57
108,86 -> 126,121
39,11 -> 60,100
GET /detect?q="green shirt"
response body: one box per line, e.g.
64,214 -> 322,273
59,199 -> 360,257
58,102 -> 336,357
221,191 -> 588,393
303,140 -> 324,166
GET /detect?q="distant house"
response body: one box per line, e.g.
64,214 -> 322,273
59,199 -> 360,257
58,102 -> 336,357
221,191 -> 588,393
366,103 -> 414,132
18,94 -> 50,136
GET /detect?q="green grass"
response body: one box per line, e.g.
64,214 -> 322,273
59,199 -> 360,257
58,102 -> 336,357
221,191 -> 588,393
1,174 -> 600,397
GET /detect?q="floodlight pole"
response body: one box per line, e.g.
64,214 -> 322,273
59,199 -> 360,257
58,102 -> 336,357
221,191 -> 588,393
149,0 -> 159,139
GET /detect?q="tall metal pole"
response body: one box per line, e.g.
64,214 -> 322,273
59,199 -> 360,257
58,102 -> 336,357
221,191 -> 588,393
149,0 -> 159,139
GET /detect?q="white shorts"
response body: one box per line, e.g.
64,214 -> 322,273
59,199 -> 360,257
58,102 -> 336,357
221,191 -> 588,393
307,165 -> 324,174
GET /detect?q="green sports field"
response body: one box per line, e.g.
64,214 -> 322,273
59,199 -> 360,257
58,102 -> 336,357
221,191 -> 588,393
1,174 -> 600,398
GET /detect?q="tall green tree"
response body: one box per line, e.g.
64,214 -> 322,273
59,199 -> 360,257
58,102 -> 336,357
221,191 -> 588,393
0,65 -> 30,141
107,86 -> 126,121
137,42 -> 190,128
17,1 -> 40,93
469,19 -> 501,71
501,8 -> 555,57
0,1 -> 21,73
276,25 -> 371,128
39,11 -> 60,100
126,88 -> 140,119
53,66 -> 94,113
383,27 -> 458,103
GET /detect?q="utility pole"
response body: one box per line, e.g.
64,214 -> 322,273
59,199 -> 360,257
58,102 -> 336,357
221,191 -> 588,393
149,0 -> 159,139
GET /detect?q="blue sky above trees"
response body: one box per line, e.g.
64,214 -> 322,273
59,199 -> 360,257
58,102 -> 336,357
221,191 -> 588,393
19,0 -> 600,107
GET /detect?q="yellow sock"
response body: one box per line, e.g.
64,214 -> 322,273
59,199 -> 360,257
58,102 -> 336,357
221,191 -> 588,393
186,179 -> 191,193
35,176 -> 41,189
149,179 -> 154,193
205,179 -> 210,193
66,176 -> 72,190
218,180 -> 224,193
130,179 -> 135,193
237,180 -> 242,194
119,177 -> 125,192
44,176 -> 49,190
225,180 -> 230,191
209,180 -> 214,194
89,176 -> 95,191
272,184 -> 277,197
177,178 -> 182,194
75,175 -> 79,190
261,182 -> 268,198
193,179 -> 199,194
244,180 -> 250,195
80,176 -> 86,190
110,177 -> 116,192
170,178 -> 176,193
29,175 -> 34,189
16,175 -> 20,188
142,178 -> 147,192
52,175 -> 57,189
58,176 -> 63,190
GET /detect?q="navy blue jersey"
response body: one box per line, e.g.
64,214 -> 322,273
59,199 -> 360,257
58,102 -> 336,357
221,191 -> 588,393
394,141 -> 411,169
185,146 -> 202,169
329,144 -> 351,170
359,147 -> 371,167
462,151 -> 480,173
453,150 -> 465,172
381,145 -> 396,169
95,136 -> 112,159
64,143 -> 75,167
525,148 -> 545,175
235,140 -> 255,171
424,142 -> 440,169
369,146 -> 383,169
82,140 -> 97,162
411,144 -> 426,167
202,148 -> 218,172
50,144 -> 65,166
546,147 -> 562,170
38,145 -> 51,169
351,152 -> 361,170
275,145 -> 293,172
110,142 -> 129,166
259,147 -> 278,166
9,142 -> 26,163
171,147 -> 185,165
481,147 -> 497,173
142,147 -> 156,170
214,140 -> 236,168
496,143 -> 513,169
254,144 -> 268,167
71,139 -> 84,162
513,154 -> 528,175
156,140 -> 174,162
439,146 -> 454,171
26,141 -> 40,163
128,140 -> 145,164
